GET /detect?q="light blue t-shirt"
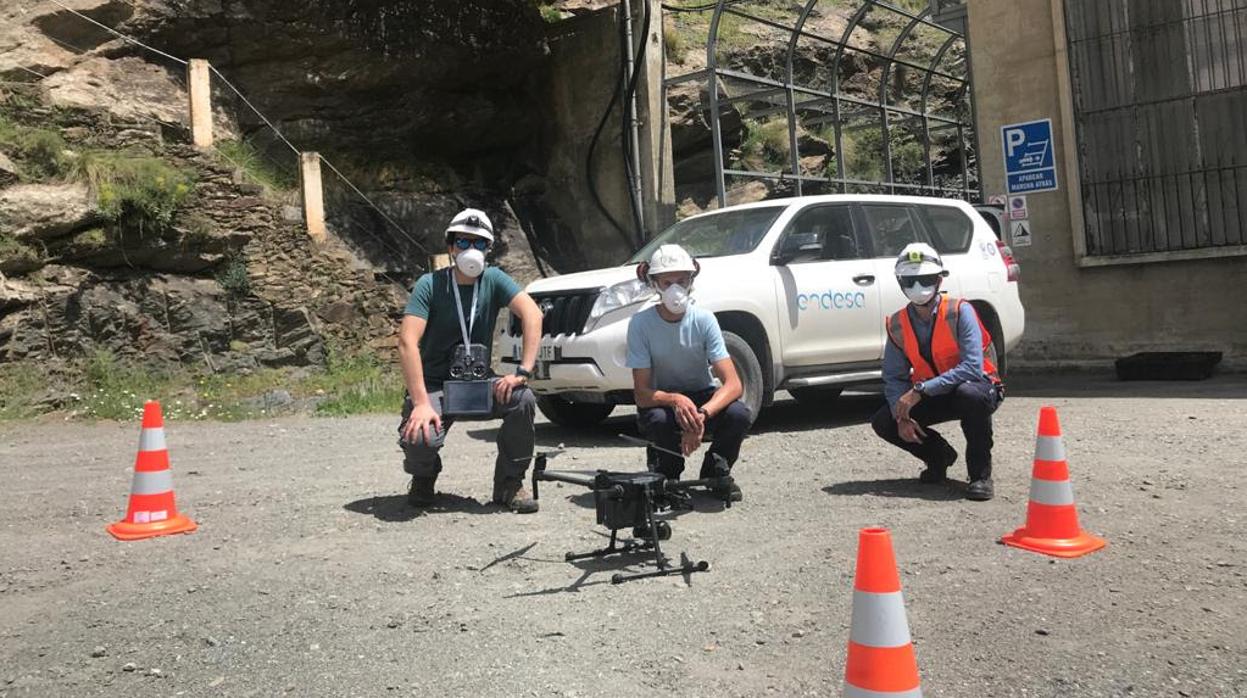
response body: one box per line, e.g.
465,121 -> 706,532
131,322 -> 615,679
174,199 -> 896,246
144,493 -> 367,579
626,306 -> 730,392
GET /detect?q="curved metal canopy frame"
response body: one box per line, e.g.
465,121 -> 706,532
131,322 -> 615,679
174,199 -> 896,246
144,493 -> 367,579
667,0 -> 978,207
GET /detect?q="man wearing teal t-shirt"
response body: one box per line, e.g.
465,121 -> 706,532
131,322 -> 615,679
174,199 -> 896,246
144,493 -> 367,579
396,209 -> 544,513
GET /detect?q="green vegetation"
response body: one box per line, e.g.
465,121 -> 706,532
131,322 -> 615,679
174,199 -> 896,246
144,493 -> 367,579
308,351 -> 405,417
0,348 -> 406,422
214,138 -> 297,195
0,114 -> 71,180
0,232 -> 44,273
538,5 -> 564,23
70,150 -> 194,231
214,254 -> 252,298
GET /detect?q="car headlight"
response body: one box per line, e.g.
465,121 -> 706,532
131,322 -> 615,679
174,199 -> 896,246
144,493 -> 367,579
588,278 -> 651,322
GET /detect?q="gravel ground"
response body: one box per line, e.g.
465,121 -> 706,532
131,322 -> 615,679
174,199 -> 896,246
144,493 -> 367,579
1,375 -> 1245,697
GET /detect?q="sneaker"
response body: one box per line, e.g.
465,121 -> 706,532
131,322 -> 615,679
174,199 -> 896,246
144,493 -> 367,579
492,480 -> 539,514
966,478 -> 994,501
407,477 -> 436,507
919,444 -> 958,484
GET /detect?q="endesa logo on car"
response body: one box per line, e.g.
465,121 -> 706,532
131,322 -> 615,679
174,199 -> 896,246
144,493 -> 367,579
797,290 -> 867,311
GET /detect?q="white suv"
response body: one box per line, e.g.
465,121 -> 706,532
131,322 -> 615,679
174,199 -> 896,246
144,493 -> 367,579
501,195 -> 1023,428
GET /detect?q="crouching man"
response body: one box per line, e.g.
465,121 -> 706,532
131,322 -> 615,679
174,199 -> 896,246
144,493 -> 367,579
626,244 -> 750,501
871,243 -> 1004,501
396,208 -> 545,513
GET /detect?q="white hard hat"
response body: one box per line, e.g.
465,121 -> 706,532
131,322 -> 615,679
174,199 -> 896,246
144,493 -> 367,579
646,244 -> 697,277
894,242 -> 945,276
446,208 -> 494,243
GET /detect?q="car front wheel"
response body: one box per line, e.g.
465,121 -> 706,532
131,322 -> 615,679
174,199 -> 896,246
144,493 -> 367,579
722,330 -> 763,425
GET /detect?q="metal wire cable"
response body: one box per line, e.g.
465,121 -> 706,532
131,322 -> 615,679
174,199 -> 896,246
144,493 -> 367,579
317,155 -> 428,255
25,4 -> 428,268
46,0 -> 187,66
11,64 -> 50,80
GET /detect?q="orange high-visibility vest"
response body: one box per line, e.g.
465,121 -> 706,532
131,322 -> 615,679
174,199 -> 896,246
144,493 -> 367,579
886,296 -> 1000,384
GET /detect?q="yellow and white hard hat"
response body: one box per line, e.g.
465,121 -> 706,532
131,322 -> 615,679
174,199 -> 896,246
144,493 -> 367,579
894,242 -> 945,277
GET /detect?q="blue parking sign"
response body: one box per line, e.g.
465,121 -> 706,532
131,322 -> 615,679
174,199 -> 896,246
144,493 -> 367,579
1001,118 -> 1058,194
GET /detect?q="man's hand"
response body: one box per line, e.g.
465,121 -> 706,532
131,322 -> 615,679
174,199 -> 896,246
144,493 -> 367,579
898,417 -> 926,444
896,388 -> 922,422
493,374 -> 526,405
680,429 -> 702,456
670,393 -> 701,432
402,401 -> 442,446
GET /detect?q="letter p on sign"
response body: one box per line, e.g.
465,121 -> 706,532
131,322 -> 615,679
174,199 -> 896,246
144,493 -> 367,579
1006,128 -> 1026,157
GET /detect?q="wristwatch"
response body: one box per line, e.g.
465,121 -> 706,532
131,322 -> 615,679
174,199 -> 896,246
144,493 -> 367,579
515,366 -> 533,379
912,381 -> 926,396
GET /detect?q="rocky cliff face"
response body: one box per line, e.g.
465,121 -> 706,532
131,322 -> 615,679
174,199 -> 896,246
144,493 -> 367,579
0,0 -> 554,371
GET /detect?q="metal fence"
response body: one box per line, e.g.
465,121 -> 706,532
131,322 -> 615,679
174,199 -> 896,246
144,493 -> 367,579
1064,0 -> 1247,257
663,0 -> 979,208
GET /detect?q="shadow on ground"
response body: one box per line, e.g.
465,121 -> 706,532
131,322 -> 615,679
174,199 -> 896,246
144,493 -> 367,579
822,478 -> 966,501
343,492 -> 498,521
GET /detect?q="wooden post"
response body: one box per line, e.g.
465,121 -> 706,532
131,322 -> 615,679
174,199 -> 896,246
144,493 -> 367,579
187,59 -> 213,149
300,152 -> 327,244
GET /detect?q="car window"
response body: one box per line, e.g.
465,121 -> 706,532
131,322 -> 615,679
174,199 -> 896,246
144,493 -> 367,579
919,204 -> 975,252
975,205 -> 1005,240
861,204 -> 926,258
628,206 -> 785,262
777,205 -> 860,263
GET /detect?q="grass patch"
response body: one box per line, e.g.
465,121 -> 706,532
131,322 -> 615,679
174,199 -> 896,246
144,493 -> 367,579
0,362 -> 49,420
70,150 -> 194,231
0,349 -> 406,423
309,351 -> 405,417
738,118 -> 791,170
214,254 -> 251,298
0,232 -> 44,273
0,114 -> 71,180
214,139 -> 297,195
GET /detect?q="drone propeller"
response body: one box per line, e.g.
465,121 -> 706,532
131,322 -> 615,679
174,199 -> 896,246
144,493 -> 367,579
618,433 -> 685,460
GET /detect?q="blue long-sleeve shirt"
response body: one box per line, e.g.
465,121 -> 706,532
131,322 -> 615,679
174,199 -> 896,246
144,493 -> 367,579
882,296 -> 986,416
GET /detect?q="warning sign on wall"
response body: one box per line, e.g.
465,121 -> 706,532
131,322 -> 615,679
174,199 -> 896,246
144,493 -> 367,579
1010,219 -> 1033,247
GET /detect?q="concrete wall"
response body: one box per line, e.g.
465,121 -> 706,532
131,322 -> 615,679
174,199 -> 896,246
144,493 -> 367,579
538,1 -> 675,270
966,0 -> 1247,369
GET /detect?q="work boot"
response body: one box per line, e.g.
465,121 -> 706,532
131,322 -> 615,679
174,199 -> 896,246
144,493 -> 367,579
407,477 -> 436,507
966,478 -> 995,501
492,479 -> 539,514
699,454 -> 741,502
919,444 -> 958,484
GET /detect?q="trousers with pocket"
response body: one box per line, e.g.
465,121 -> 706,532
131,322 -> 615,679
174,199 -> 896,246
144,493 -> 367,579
397,380 -> 536,486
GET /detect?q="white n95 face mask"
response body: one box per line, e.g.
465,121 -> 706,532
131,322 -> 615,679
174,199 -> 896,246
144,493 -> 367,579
902,282 -> 938,305
456,248 -> 486,278
660,283 -> 691,314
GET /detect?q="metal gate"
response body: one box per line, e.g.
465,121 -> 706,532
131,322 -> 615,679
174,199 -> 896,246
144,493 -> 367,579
1064,0 -> 1247,257
662,0 -> 978,208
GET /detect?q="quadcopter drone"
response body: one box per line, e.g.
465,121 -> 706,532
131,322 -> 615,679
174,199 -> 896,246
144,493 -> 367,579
529,436 -> 734,585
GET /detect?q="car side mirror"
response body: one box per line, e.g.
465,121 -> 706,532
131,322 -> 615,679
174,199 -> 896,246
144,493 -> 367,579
771,232 -> 821,265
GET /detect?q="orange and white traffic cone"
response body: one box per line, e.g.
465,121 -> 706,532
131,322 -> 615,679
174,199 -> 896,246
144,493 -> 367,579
844,527 -> 922,698
106,401 -> 197,541
1000,406 -> 1105,558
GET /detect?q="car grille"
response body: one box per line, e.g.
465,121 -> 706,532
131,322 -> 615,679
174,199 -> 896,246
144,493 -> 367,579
510,289 -> 601,337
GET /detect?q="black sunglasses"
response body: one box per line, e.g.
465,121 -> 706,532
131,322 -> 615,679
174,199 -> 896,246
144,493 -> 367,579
453,238 -> 490,251
899,273 -> 942,288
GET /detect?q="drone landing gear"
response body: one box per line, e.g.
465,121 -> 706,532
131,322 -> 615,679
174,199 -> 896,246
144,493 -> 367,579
563,512 -> 707,585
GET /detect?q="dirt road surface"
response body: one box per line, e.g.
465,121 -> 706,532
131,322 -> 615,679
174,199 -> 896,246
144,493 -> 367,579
2,376 -> 1245,697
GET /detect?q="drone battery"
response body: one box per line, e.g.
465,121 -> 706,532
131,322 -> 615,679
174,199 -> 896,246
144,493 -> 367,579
442,379 -> 494,417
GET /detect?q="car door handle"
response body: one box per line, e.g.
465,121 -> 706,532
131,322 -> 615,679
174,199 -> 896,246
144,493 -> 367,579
852,274 -> 876,286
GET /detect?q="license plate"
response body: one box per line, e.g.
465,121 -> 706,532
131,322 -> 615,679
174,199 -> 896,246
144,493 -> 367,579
538,343 -> 556,362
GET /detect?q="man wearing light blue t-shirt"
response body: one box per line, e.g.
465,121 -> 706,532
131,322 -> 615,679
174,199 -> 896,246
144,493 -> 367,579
626,244 -> 750,501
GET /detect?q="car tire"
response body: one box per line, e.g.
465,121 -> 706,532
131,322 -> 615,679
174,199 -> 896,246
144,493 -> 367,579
536,395 -> 614,428
984,314 -> 1008,379
723,331 -> 763,425
788,386 -> 844,405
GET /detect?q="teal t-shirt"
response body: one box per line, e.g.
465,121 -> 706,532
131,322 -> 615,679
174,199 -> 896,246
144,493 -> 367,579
405,267 -> 521,389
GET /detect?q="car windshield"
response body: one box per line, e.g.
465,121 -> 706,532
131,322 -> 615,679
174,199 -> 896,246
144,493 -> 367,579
627,206 -> 785,263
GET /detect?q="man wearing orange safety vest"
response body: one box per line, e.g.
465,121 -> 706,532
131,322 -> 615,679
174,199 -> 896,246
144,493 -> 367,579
871,242 -> 1004,501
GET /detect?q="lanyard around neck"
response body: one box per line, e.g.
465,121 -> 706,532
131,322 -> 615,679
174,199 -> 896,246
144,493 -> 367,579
449,268 -> 479,348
